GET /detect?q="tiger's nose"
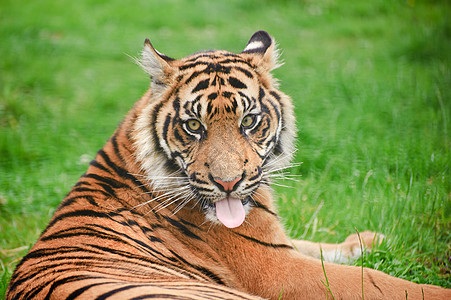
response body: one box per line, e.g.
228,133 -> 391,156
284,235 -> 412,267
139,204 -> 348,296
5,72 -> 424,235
213,176 -> 242,193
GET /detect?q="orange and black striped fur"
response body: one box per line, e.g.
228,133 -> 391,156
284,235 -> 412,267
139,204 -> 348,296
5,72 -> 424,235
7,31 -> 450,299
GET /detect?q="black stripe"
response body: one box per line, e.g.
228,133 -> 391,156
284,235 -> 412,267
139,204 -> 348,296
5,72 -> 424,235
244,179 -> 261,191
206,101 -> 214,116
163,216 -> 203,241
228,77 -> 247,89
97,149 -> 151,194
24,238 -> 180,278
166,249 -> 224,285
41,209 -> 110,236
7,247 -> 82,294
172,96 -> 180,113
252,199 -> 278,216
96,284 -> 141,300
234,232 -> 293,249
111,133 -> 126,165
179,61 -> 209,71
58,195 -> 98,210
150,100 -> 167,156
74,180 -> 92,187
41,226 -> 126,243
90,160 -> 112,174
19,246 -> 94,263
192,185 -> 215,193
222,53 -> 241,58
262,90 -> 282,135
238,92 -> 251,111
205,63 -> 231,74
191,95 -> 202,109
248,166 -> 262,181
178,218 -> 209,233
270,89 -> 284,141
251,116 -> 270,138
19,265 -> 140,299
266,97 -> 281,126
88,224 -> 164,255
211,76 -> 217,86
270,90 -> 281,101
186,52 -> 239,64
234,66 -> 254,78
27,249 -> 178,279
367,271 -> 384,295
175,74 -> 184,82
43,275 -> 101,300
258,86 -> 265,102
83,243 -> 201,280
129,284 -> 250,300
173,128 -> 190,146
222,91 -> 232,98
192,79 -> 210,93
164,158 -> 182,175
218,58 -> 254,69
183,70 -> 202,85
191,265 -> 225,285
231,97 -> 238,113
190,173 -> 209,185
67,282 -> 110,300
73,186 -> 111,198
132,294 -> 199,300
58,195 -> 80,209
86,243 -> 165,263
273,141 -> 283,156
208,92 -> 217,100
162,114 -> 171,147
170,150 -> 183,162
83,173 -> 130,189
260,135 -> 277,154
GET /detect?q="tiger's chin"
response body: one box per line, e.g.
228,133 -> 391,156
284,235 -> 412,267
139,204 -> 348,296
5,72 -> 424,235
202,196 -> 253,228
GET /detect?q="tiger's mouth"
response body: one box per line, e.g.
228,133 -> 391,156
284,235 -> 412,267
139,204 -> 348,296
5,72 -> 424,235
202,196 -> 252,228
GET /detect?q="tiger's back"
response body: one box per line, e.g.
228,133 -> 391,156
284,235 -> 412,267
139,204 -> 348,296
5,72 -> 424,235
7,31 -> 450,300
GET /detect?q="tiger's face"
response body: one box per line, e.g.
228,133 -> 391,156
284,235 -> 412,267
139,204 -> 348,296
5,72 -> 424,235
134,31 -> 296,228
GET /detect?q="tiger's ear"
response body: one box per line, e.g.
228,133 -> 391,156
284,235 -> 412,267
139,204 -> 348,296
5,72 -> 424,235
242,31 -> 282,71
138,38 -> 175,91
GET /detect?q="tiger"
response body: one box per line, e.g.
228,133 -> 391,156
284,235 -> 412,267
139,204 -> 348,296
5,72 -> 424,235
7,31 -> 450,299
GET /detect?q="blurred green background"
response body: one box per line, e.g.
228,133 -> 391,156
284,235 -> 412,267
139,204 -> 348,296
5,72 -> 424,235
1,0 -> 450,296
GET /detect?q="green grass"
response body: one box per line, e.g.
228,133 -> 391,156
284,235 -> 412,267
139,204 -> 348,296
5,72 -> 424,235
1,0 -> 450,297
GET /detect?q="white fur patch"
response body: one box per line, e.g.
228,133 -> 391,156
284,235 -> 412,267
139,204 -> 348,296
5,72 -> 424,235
138,44 -> 164,80
322,247 -> 364,264
244,41 -> 264,52
133,102 -> 175,192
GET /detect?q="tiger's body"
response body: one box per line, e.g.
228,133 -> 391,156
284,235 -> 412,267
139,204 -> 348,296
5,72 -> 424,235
7,31 -> 449,299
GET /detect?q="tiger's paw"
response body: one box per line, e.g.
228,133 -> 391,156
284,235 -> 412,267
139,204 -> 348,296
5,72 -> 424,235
338,231 -> 384,262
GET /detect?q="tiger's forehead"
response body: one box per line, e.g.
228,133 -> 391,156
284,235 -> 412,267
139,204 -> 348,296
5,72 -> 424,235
173,51 -> 260,120
177,50 -> 256,88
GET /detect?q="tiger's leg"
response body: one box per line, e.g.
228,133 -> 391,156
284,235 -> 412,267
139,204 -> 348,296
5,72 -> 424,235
291,231 -> 383,263
227,233 -> 448,299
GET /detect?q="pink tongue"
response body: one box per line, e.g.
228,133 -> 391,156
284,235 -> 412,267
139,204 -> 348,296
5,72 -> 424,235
215,197 -> 245,228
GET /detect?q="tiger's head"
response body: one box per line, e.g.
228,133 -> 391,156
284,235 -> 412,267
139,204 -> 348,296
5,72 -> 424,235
133,31 -> 296,228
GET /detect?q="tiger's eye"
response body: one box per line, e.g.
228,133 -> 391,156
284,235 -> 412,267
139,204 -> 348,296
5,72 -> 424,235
187,119 -> 201,132
241,115 -> 255,128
